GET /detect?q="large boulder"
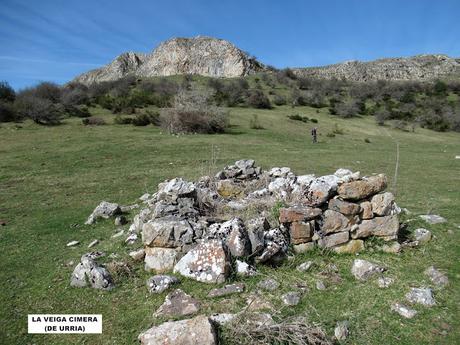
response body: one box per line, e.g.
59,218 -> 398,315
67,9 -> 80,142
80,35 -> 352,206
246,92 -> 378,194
139,315 -> 217,345
173,240 -> 231,283
337,174 -> 387,201
85,201 -> 121,225
142,216 -> 194,248
352,215 -> 399,240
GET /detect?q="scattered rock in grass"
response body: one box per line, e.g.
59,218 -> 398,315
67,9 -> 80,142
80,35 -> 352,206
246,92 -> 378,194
129,248 -> 145,261
351,259 -> 385,281
414,228 -> 432,244
235,260 -> 257,276
139,315 -> 216,345
316,280 -> 326,290
281,291 -> 301,305
297,261 -> 314,272
419,214 -> 446,224
154,289 -> 200,317
391,303 -> 417,319
139,193 -> 151,202
146,275 -> 179,294
70,254 -> 114,290
112,229 -> 124,238
125,232 -> 137,244
257,278 -> 280,291
87,239 -> 99,248
334,321 -> 350,341
406,287 -> 435,306
114,215 -> 128,226
425,266 -> 449,287
377,277 -> 394,288
245,293 -> 274,311
120,204 -> 139,212
207,283 -> 245,298
173,240 -> 231,284
85,201 -> 121,225
66,240 -> 79,247
0,219 -> 6,226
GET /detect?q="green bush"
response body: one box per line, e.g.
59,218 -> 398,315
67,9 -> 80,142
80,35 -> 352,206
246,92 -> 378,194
114,116 -> 133,125
249,114 -> 264,129
310,118 -> 318,123
246,90 -> 272,109
288,114 -> 309,123
82,117 -> 106,126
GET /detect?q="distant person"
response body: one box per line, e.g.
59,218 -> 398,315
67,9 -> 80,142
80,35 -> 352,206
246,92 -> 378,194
311,127 -> 318,143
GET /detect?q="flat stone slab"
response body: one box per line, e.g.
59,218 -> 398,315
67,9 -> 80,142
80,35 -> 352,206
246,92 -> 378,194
207,283 -> 245,298
419,214 -> 446,224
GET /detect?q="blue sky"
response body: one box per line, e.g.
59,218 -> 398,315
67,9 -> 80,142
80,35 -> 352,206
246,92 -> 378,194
1,0 -> 459,89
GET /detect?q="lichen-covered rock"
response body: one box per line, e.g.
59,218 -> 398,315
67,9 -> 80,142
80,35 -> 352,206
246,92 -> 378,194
256,228 -> 288,264
281,291 -> 301,306
406,287 -> 435,306
391,303 -> 417,318
257,278 -> 279,291
279,206 -> 322,223
419,214 -> 446,224
142,216 -> 194,248
337,174 -> 387,201
85,201 -> 121,225
371,192 -> 395,216
328,198 -> 361,215
216,179 -> 244,198
334,321 -> 350,341
305,175 -> 339,206
70,254 -> 114,290
207,218 -> 251,258
173,240 -> 231,284
157,178 -> 196,201
146,275 -> 179,293
352,215 -> 399,240
154,289 -> 200,317
89,266 -> 115,290
414,228 -> 432,244
144,247 -> 179,273
235,260 -> 257,276
139,315 -> 217,345
129,248 -> 145,261
351,259 -> 385,280
246,217 -> 270,255
322,209 -> 357,234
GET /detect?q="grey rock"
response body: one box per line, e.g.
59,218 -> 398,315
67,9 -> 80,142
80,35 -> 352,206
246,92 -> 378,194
146,275 -> 179,293
351,259 -> 385,281
139,315 -> 217,345
334,321 -> 350,341
256,228 -> 288,264
157,178 -> 196,201
111,229 -> 124,238
391,303 -> 417,319
328,198 -> 361,215
352,215 -> 399,240
207,283 -> 245,298
293,242 -> 316,253
85,201 -> 121,225
296,261 -> 314,272
406,287 -> 435,306
419,214 -> 446,224
322,209 -> 357,234
337,175 -> 387,201
173,240 -> 230,284
317,231 -> 349,248
305,175 -> 339,206
87,239 -> 99,248
414,228 -> 432,244
66,240 -> 79,247
142,216 -> 194,248
246,217 -> 270,255
70,254 -> 114,290
257,278 -> 279,291
155,289 -> 200,317
424,266 -> 449,287
281,291 -> 301,306
316,280 -> 326,290
207,218 -> 250,258
209,313 -> 237,326
120,204 -> 139,212
89,266 -> 114,290
371,192 -> 395,216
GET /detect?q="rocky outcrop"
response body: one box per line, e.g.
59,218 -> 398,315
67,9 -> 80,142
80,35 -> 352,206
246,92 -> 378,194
293,54 -> 460,82
74,36 -> 263,85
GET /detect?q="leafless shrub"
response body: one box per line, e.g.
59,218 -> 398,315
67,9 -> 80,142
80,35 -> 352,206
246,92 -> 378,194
82,116 -> 106,126
220,314 -> 333,345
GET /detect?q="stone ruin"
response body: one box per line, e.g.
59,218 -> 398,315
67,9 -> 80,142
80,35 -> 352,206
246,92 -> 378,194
73,159 -> 403,288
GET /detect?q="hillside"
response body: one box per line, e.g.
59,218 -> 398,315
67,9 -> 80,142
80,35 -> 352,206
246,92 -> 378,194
292,54 -> 460,82
74,36 -> 264,85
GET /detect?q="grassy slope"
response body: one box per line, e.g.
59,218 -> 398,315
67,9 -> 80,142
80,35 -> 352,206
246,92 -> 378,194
0,105 -> 459,344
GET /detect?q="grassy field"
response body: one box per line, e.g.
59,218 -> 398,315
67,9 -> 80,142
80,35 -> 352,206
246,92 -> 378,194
0,105 -> 459,344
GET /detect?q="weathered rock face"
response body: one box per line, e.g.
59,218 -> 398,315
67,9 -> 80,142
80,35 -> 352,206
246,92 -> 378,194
70,254 -> 114,290
292,54 -> 460,82
173,240 -> 231,283
146,275 -> 179,293
139,315 -> 217,345
74,36 -> 264,85
155,289 -> 200,317
337,175 -> 387,201
144,247 -> 179,273
85,201 -> 121,225
351,259 -> 385,281
352,215 -> 399,240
